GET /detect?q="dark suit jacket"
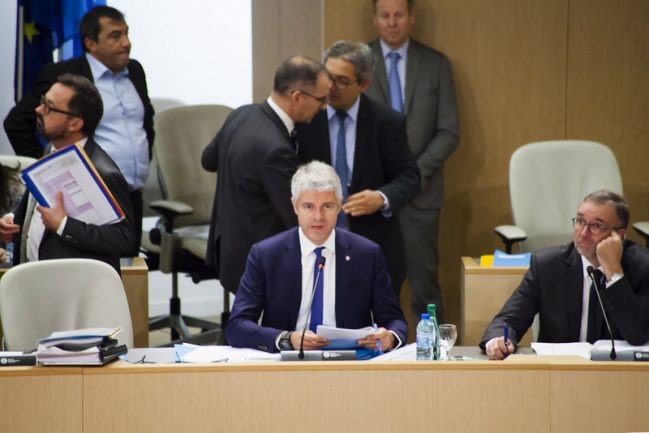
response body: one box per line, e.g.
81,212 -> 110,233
480,241 -> 649,349
365,39 -> 459,209
296,94 -> 420,289
202,102 -> 299,293
4,56 -> 154,159
12,138 -> 136,274
225,227 -> 408,352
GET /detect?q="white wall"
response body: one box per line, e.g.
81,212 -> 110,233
0,1 -> 18,154
109,0 -> 252,107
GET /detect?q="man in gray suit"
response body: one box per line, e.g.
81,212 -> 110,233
365,0 -> 459,322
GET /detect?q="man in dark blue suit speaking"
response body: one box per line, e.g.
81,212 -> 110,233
226,161 -> 408,353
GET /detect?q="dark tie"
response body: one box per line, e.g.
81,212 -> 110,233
586,269 -> 607,343
387,51 -> 404,112
309,247 -> 325,332
334,111 -> 348,227
290,129 -> 299,153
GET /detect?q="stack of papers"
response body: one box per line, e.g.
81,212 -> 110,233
36,327 -> 126,365
532,340 -> 649,359
316,325 -> 375,350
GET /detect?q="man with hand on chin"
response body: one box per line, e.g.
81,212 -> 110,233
481,190 -> 649,360
225,161 -> 407,353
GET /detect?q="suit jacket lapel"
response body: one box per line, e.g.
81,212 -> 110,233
563,246 -> 585,340
284,229 -> 303,330
350,96 -> 371,193
334,230 -> 353,325
404,41 -> 421,115
260,101 -> 292,141
370,40 -> 390,102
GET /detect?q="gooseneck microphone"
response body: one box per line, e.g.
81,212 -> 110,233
298,256 -> 326,360
587,266 -> 616,360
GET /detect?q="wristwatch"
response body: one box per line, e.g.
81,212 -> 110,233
607,273 -> 624,285
278,331 -> 294,351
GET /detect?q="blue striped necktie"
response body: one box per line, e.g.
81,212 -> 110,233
309,246 -> 325,332
387,51 -> 404,112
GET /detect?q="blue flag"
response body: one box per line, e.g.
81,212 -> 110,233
14,0 -> 107,101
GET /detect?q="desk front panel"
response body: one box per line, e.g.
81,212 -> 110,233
82,362 -> 550,433
0,368 -> 82,433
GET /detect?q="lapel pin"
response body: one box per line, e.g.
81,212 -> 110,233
345,255 -> 351,261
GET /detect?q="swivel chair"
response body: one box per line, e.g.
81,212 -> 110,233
0,259 -> 133,351
146,104 -> 233,345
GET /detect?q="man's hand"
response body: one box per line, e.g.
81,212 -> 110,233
596,230 -> 624,279
289,330 -> 329,350
485,336 -> 514,360
37,192 -> 67,232
0,248 -> 6,263
342,189 -> 384,217
0,214 -> 21,243
357,327 -> 396,351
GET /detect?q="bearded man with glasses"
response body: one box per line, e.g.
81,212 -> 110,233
480,189 -> 649,360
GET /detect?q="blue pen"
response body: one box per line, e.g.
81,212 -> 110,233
374,323 -> 383,355
503,324 -> 509,357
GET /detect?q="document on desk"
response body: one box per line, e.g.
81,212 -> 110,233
21,143 -> 124,225
369,342 -> 416,361
178,344 -> 280,363
531,340 -> 649,359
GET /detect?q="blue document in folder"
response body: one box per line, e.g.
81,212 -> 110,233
492,249 -> 531,267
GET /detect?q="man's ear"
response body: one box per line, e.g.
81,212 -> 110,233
68,116 -> 85,134
83,37 -> 96,53
291,197 -> 299,215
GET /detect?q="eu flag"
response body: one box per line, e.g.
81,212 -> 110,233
13,0 -> 107,101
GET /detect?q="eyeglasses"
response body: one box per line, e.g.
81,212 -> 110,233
572,217 -> 620,235
295,90 -> 328,105
40,95 -> 80,117
328,74 -> 360,89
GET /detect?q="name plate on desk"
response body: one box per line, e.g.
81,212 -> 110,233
280,350 -> 356,361
591,350 -> 649,362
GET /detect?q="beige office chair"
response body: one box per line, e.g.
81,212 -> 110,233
495,140 -> 628,253
145,104 -> 233,345
0,259 -> 133,351
0,155 -> 37,170
141,98 -> 186,218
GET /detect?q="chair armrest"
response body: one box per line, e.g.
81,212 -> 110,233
632,222 -> 649,247
149,200 -> 194,218
494,225 -> 528,253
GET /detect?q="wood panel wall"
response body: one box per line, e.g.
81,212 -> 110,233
324,0 -> 649,330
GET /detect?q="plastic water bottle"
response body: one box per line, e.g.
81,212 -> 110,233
427,304 -> 440,360
416,313 -> 432,360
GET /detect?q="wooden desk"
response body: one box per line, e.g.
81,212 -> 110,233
461,257 -> 530,346
0,257 -> 149,348
2,356 -> 648,433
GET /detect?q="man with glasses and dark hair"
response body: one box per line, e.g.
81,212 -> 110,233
296,40 -> 420,295
4,5 -> 153,255
481,189 -> 649,360
202,56 -> 330,295
0,74 -> 135,274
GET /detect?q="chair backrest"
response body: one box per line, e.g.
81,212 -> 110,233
509,140 -> 623,252
0,259 -> 134,351
0,155 -> 37,170
154,104 -> 233,227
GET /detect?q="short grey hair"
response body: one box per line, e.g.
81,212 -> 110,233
582,189 -> 630,229
291,161 -> 342,200
324,40 -> 376,83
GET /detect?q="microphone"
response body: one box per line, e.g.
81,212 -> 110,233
586,266 -> 616,360
298,255 -> 326,360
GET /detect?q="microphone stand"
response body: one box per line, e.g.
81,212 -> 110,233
298,256 -> 326,360
587,266 -> 616,360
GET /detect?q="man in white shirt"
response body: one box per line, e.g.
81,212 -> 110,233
4,6 -> 154,254
225,161 -> 408,353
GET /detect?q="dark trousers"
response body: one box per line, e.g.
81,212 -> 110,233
129,189 -> 143,257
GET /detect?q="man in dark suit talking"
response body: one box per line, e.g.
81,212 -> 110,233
0,74 -> 135,274
225,161 -> 408,353
296,40 -> 420,295
481,190 -> 649,359
202,56 -> 330,294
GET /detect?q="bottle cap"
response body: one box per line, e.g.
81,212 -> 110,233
427,304 -> 437,314
421,313 -> 430,320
